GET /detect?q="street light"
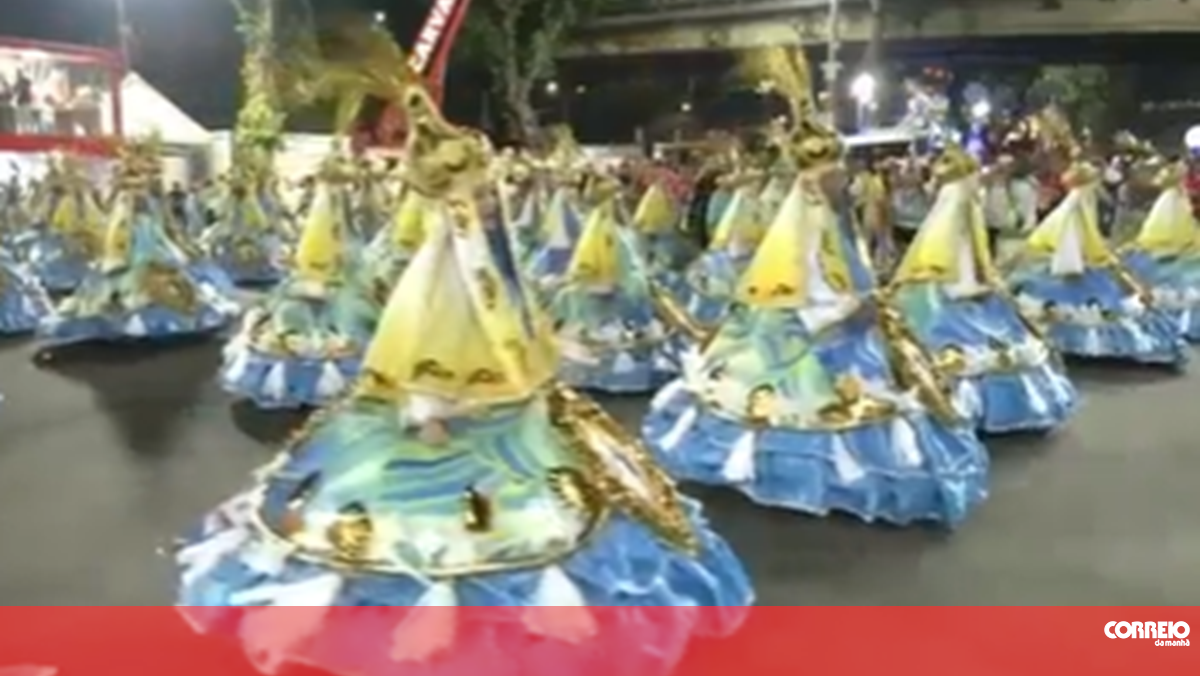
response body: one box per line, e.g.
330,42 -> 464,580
970,99 -> 991,122
373,11 -> 387,24
850,72 -> 876,130
680,101 -> 692,113
545,80 -> 559,96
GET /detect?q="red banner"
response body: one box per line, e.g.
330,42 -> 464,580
0,607 -> 1194,676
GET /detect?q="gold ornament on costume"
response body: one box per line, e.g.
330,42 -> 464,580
325,502 -> 376,563
817,373 -> 899,426
931,144 -> 980,185
141,262 -> 199,314
356,100 -> 556,406
1061,156 -> 1101,189
548,384 -> 697,554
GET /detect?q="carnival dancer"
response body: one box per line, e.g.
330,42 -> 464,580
890,144 -> 1077,434
495,151 -> 546,267
524,181 -> 585,290
547,174 -> 675,392
36,139 -> 239,352
643,46 -> 988,527
201,165 -> 286,286
20,153 -> 104,293
219,153 -> 380,409
630,178 -> 694,276
1008,153 -> 1187,365
662,167 -> 769,333
175,79 -> 752,676
1120,158 -> 1200,341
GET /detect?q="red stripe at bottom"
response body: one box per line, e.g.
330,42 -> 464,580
0,607 -> 1194,676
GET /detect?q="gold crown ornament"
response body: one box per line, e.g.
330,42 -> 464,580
931,144 -> 980,184
1061,156 -> 1100,189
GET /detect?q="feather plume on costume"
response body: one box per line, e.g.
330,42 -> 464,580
736,46 -> 814,123
738,45 -> 840,170
288,16 -> 423,135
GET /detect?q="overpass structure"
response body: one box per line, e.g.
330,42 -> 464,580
570,0 -> 1200,57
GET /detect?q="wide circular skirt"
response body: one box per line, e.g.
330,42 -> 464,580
643,382 -> 989,527
175,492 -> 754,676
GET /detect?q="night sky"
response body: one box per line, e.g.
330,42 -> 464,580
0,0 -> 422,129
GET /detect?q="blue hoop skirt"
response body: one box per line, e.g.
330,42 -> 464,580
38,261 -> 239,346
0,258 -> 52,334
219,282 -> 379,408
1122,249 -> 1200,342
175,397 -> 753,676
893,283 -> 1078,434
1010,266 -> 1187,365
17,228 -> 92,293
549,288 -> 677,393
661,250 -> 753,333
643,308 -> 989,526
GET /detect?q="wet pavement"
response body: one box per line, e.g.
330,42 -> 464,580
0,334 -> 1197,605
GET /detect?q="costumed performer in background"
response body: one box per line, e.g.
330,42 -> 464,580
889,144 -> 1077,434
220,151 -> 380,409
175,66 -> 752,676
643,46 -> 988,527
35,138 -> 240,355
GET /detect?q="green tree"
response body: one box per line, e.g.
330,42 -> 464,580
1028,65 -> 1111,137
449,0 -> 638,144
229,0 -> 288,170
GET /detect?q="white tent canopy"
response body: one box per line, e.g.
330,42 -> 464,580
102,72 -> 210,147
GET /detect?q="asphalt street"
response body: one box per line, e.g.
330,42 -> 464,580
0,334 -> 1196,605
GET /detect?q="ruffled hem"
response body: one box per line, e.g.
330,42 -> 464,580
1046,313 -> 1187,365
642,385 -> 989,527
558,346 -> 677,394
219,346 -> 360,408
1176,307 -> 1200,342
175,494 -> 752,676
955,365 -> 1078,434
37,304 -> 230,346
0,289 -> 51,334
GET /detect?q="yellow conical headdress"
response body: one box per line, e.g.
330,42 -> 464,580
739,46 -> 840,171
735,175 -> 853,307
632,182 -> 676,235
1023,162 -> 1112,268
386,187 -> 429,249
359,203 -> 558,405
892,144 -> 994,285
566,179 -> 621,286
930,143 -> 980,185
1132,161 -> 1197,256
292,179 -> 345,284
